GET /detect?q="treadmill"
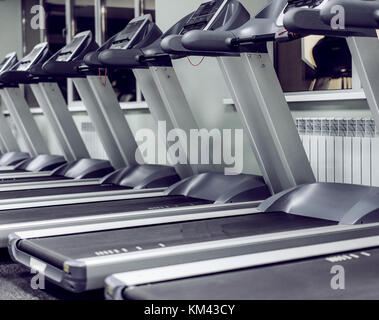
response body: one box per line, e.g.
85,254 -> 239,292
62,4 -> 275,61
9,0 -> 379,294
0,38 -> 181,209
5,5 -> 283,293
0,46 -> 67,179
0,53 -> 30,169
0,12 -> 266,240
0,19 -> 258,214
0,43 -> 115,184
101,0 -> 379,300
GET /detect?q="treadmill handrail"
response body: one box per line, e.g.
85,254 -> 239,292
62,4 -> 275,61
320,0 -> 379,29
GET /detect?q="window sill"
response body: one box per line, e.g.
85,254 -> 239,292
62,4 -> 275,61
223,90 -> 366,105
3,101 -> 149,116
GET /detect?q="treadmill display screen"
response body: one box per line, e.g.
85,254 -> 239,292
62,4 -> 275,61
110,20 -> 146,49
16,44 -> 46,71
180,0 -> 226,35
56,35 -> 87,62
284,0 -> 326,13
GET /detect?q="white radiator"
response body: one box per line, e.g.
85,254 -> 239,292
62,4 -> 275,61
80,121 -> 108,160
297,118 -> 378,186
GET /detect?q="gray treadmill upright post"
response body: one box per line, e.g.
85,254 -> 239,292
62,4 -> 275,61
72,77 -> 133,169
173,1 -> 315,194
0,135 -> 6,154
346,38 -> 379,131
30,82 -> 90,162
0,52 -> 23,154
224,52 -> 316,192
148,66 -> 212,176
71,78 -> 125,169
0,104 -> 20,153
0,87 -> 49,157
86,75 -> 142,167
134,68 -> 195,178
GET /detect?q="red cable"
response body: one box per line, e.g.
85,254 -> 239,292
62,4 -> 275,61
98,68 -> 108,87
187,56 -> 205,67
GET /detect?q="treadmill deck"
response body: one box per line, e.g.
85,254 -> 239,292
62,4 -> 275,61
18,213 -> 334,269
121,246 -> 379,300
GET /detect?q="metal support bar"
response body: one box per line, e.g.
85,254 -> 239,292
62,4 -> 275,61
94,0 -> 106,45
86,75 -> 140,167
347,37 -> 379,132
134,69 -> 194,178
0,137 -> 6,154
149,66 -> 211,174
31,83 -> 90,161
0,87 -> 49,156
134,0 -> 142,102
65,0 -> 74,104
72,78 -> 129,169
39,0 -> 47,42
0,96 -> 20,152
218,55 -> 315,194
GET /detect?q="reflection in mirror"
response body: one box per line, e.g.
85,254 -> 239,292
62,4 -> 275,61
275,36 -> 353,93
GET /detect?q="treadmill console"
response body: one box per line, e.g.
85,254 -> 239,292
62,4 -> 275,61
0,53 -> 17,74
15,43 -> 47,71
110,15 -> 152,49
56,31 -> 90,62
276,0 -> 328,26
179,0 -> 228,35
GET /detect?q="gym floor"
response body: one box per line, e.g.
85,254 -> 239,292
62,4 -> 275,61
0,250 -> 103,300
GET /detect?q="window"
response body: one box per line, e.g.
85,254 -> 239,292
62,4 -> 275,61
275,35 -> 356,94
20,0 -> 155,106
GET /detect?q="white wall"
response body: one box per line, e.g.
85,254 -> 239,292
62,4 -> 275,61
0,0 -> 23,60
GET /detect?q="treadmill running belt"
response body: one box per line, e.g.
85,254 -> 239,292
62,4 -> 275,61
0,195 -> 210,225
0,184 -> 129,200
0,176 -> 69,184
121,246 -> 379,300
0,169 -> 26,174
18,213 -> 334,269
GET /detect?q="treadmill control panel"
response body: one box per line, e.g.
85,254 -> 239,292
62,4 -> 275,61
179,0 -> 228,35
110,15 -> 152,50
16,43 -> 47,71
0,53 -> 17,74
56,32 -> 90,62
276,0 -> 328,27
